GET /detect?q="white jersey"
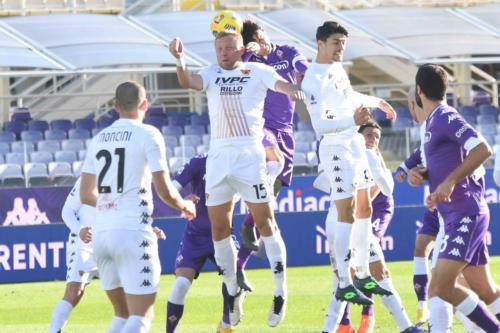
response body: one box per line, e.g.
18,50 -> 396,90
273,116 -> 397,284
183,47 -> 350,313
365,149 -> 394,196
62,177 -> 95,235
302,62 -> 381,144
198,62 -> 281,149
82,118 -> 168,233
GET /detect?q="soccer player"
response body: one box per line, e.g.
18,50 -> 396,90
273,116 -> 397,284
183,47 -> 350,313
414,64 -> 499,332
80,81 -> 196,333
169,31 -> 303,327
302,20 -> 395,311
165,153 -> 234,333
235,18 -> 309,290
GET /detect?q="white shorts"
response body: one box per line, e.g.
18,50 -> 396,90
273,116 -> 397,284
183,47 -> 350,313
66,233 -> 98,284
319,134 -> 372,201
206,145 -> 271,206
93,229 -> 161,295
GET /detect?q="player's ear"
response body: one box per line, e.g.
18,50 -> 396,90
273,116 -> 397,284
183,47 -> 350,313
139,98 -> 149,112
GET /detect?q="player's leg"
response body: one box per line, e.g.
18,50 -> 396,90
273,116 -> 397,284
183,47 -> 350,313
413,233 -> 435,324
337,303 -> 355,333
166,268 -> 196,333
236,246 -> 254,292
48,282 -> 86,333
463,264 -> 500,320
105,288 -> 129,333
217,283 -> 234,333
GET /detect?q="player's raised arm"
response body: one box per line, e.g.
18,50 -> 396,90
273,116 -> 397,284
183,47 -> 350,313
274,79 -> 305,101
169,37 -> 204,91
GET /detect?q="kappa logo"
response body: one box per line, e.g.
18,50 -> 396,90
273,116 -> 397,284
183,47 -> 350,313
332,155 -> 340,161
448,113 -> 460,124
334,176 -> 343,183
141,266 -> 151,273
460,217 -> 473,224
448,248 -> 461,257
139,240 -> 150,248
452,236 -> 465,245
457,225 -> 470,233
140,279 -> 152,287
138,188 -> 147,194
141,253 -> 151,260
139,199 -> 148,207
176,254 -> 183,264
333,166 -> 341,172
336,187 -> 345,193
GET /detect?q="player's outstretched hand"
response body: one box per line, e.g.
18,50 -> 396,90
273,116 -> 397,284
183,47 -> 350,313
181,199 -> 196,221
169,37 -> 184,59
354,105 -> 371,125
246,41 -> 260,54
153,227 -> 166,240
395,166 -> 407,183
407,166 -> 426,187
378,100 -> 397,120
79,226 -> 92,243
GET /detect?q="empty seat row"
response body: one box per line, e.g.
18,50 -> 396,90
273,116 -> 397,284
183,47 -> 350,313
0,162 -> 78,187
2,150 -> 85,165
0,139 -> 88,153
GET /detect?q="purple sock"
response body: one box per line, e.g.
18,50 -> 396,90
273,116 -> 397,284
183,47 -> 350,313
362,292 -> 374,316
166,302 -> 184,333
467,303 -> 500,333
340,302 -> 351,325
237,247 -> 253,269
413,274 -> 429,301
222,284 -> 230,325
243,213 -> 255,226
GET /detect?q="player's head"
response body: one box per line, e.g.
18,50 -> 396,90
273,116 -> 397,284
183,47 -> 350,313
407,85 -> 426,124
415,63 -> 448,108
241,19 -> 271,56
316,21 -> 348,62
215,31 -> 245,70
358,119 -> 382,149
114,81 -> 148,120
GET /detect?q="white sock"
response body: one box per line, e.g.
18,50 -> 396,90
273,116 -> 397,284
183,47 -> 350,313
49,299 -> 73,333
108,316 -> 127,333
456,294 -> 480,316
413,256 -> 429,275
351,218 -> 371,278
333,221 -> 353,288
418,300 -> 427,310
322,273 -> 347,332
455,311 -> 484,333
378,278 -> 412,331
429,296 -> 453,333
261,232 -> 287,298
121,315 -> 151,333
213,236 -> 238,296
168,276 -> 191,305
325,206 -> 336,251
488,296 -> 500,317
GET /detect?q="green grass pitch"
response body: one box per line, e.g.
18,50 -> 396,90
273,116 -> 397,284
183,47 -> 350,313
1,257 -> 498,332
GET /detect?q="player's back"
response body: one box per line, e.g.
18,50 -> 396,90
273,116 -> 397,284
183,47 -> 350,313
85,118 -> 164,232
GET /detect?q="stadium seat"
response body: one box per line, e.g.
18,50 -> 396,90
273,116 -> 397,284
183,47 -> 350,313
78,149 -> 87,161
307,152 -> 319,165
294,131 -> 316,143
10,107 -> 31,124
163,135 -> 179,146
478,124 -> 497,136
202,134 -> 210,146
68,128 -> 91,140
147,105 -> 166,117
5,152 -> 26,165
459,105 -> 478,117
0,131 -> 16,143
190,113 -> 210,126
74,118 -> 95,131
3,121 -> 26,138
184,125 -> 206,135
479,104 -> 498,116
28,120 -> 49,133
24,163 -> 50,187
463,114 -> 477,125
55,151 -> 77,164
295,141 -> 310,153
396,107 -> 412,119
166,147 -> 173,158
179,135 -> 201,147
472,90 -> 491,106
21,130 -> 44,142
49,162 -> 75,186
144,117 -> 165,130
477,114 -> 497,124
30,151 -> 53,164
167,113 -> 190,127
51,119 -> 72,132
72,161 -> 83,177
169,157 -> 189,174
174,146 -> 196,159
11,141 -> 35,153
85,139 -> 92,149
45,129 -> 67,141
162,125 -> 183,136
37,140 -> 61,154
0,163 -> 25,187
0,142 -> 10,155
61,139 -> 84,152
196,145 -> 208,155
97,116 -> 115,129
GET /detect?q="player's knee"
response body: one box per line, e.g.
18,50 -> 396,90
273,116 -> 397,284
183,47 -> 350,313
211,223 -> 231,240
64,283 -> 85,306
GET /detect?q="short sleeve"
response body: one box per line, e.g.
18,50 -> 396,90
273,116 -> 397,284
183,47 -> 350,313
81,138 -> 96,174
257,64 -> 282,91
288,46 -> 308,73
197,66 -> 212,91
145,128 -> 169,173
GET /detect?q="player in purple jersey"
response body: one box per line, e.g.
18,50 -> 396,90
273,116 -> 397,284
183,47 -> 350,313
165,153 -> 235,333
413,64 -> 500,333
336,121 -> 425,333
234,19 -> 309,290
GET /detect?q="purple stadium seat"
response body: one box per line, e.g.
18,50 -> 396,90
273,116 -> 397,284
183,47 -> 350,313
0,163 -> 25,187
0,142 -> 10,155
11,141 -> 35,153
179,135 -> 201,147
472,90 -> 491,106
49,162 -> 75,186
10,107 -> 31,123
3,121 -> 26,137
0,131 -> 16,143
61,139 -> 84,152
21,130 -> 44,142
147,105 -> 166,118
167,113 -> 190,127
24,163 -> 50,187
30,151 -> 53,164
51,119 -> 72,132
6,152 -> 26,165
464,114 -> 477,125
55,150 -> 77,164
479,104 -> 498,116
45,129 -> 67,141
97,117 -> 115,129
144,117 -> 164,130
190,113 -> 210,126
458,105 -> 478,117
396,107 -> 412,119
74,118 -> 95,131
477,115 -> 497,124
68,128 -> 91,140
37,140 -> 60,154
28,120 -> 49,132
163,135 -> 179,148
161,125 -> 183,136
184,125 -> 205,135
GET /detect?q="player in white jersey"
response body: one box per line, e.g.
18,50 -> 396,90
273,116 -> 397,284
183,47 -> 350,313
80,81 -> 196,333
169,31 -> 303,327
302,21 -> 396,314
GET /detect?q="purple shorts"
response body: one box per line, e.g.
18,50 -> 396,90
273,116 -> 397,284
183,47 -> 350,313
261,127 -> 295,186
174,231 -> 215,279
438,213 -> 490,266
372,210 -> 393,239
418,209 -> 440,237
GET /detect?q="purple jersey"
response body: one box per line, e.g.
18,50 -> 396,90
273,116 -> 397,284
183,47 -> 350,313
174,154 -> 210,236
424,105 -> 487,219
371,192 -> 395,239
245,44 -> 307,132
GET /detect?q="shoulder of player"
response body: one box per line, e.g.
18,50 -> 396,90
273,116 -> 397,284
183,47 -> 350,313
274,44 -> 299,56
432,106 -> 463,126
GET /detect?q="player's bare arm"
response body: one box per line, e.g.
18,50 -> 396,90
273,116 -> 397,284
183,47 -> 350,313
152,170 -> 196,220
169,37 -> 204,91
354,105 -> 371,125
79,172 -> 97,207
274,79 -> 305,101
